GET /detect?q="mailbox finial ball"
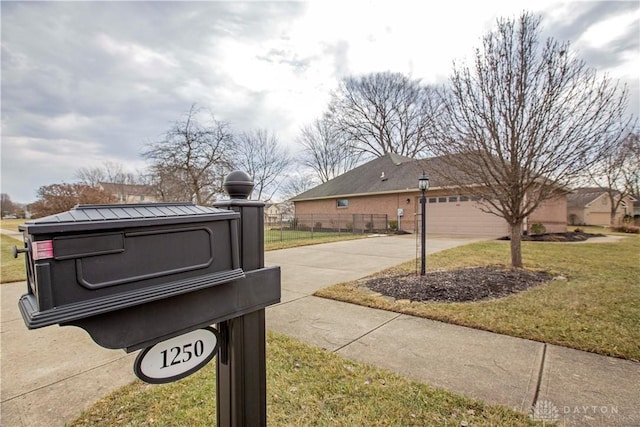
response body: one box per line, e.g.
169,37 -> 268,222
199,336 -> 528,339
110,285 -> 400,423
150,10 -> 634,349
224,171 -> 254,200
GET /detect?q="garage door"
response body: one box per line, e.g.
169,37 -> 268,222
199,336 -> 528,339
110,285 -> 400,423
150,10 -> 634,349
585,212 -> 610,226
420,196 -> 509,237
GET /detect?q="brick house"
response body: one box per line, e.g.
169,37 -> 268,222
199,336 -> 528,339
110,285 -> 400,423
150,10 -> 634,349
567,187 -> 636,226
291,153 -> 567,237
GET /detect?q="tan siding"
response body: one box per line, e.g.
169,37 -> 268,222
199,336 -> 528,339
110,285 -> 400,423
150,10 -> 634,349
423,197 -> 508,236
529,196 -> 567,233
572,194 -> 634,226
585,211 -> 610,226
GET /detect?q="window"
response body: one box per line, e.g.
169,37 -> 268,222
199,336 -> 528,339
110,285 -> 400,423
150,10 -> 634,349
140,195 -> 145,201
471,196 -> 482,202
337,199 -> 348,208
438,197 -> 447,203
459,196 -> 469,202
428,197 -> 437,204
448,196 -> 458,203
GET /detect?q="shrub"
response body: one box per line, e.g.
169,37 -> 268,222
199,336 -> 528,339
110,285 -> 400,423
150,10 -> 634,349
389,220 -> 398,231
530,223 -> 546,235
611,224 -> 640,234
574,227 -> 584,233
314,222 -> 323,229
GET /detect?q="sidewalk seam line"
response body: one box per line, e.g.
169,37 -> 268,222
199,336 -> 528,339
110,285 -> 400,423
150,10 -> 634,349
530,342 -> 548,411
332,313 -> 403,354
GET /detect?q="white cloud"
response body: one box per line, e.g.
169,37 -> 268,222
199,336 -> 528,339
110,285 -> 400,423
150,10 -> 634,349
45,113 -> 93,133
1,0 -> 637,203
578,6 -> 639,48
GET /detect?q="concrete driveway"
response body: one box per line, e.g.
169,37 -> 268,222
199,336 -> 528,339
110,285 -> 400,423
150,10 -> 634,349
266,234 -> 484,301
0,234 -> 483,426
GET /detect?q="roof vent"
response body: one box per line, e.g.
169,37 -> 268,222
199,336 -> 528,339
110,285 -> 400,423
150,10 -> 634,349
380,172 -> 387,181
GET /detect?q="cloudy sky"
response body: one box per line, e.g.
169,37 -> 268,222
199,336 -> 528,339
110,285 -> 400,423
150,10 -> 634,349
1,1 -> 638,203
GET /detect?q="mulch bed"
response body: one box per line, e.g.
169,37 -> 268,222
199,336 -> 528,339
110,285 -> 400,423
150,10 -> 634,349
498,231 -> 605,242
364,266 -> 555,303
363,232 -> 602,303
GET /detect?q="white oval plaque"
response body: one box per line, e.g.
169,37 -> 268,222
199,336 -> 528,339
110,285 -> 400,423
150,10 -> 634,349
134,327 -> 219,384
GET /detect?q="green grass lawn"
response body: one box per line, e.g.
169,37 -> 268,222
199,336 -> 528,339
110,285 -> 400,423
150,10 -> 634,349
68,332 -> 538,427
0,218 -> 27,283
1,234 -> 26,283
316,234 -> 640,361
264,228 -> 366,250
0,218 -> 25,231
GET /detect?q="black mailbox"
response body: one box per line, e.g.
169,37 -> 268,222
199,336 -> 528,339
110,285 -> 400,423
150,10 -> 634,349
15,202 -> 280,351
15,172 -> 280,426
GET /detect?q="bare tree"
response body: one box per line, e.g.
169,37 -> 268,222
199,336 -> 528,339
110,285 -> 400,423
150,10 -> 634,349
586,130 -> 639,224
231,129 -> 292,201
75,161 -> 137,186
143,105 -> 233,205
146,164 -> 197,203
622,132 -> 640,200
280,172 -> 319,200
298,118 -> 361,183
1,193 -> 16,218
75,166 -> 107,187
430,12 -> 631,267
327,72 -> 439,158
75,161 -> 143,203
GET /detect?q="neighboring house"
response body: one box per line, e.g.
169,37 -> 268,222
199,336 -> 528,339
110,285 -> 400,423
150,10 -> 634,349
567,187 -> 636,226
98,182 -> 159,204
291,153 -> 567,237
264,201 -> 294,225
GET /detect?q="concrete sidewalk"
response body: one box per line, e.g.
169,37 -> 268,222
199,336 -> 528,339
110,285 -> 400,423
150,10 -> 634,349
265,236 -> 640,427
2,234 -> 639,426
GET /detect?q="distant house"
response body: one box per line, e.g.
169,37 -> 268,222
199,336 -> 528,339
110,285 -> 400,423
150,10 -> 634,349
98,182 -> 159,204
567,187 -> 635,226
264,201 -> 294,225
291,153 -> 567,237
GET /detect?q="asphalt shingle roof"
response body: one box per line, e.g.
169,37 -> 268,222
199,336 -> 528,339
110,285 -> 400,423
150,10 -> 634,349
567,188 -> 611,209
291,153 -> 451,201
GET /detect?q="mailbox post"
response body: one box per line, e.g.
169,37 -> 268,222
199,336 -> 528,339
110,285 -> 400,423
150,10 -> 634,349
214,171 -> 268,427
14,171 -> 279,427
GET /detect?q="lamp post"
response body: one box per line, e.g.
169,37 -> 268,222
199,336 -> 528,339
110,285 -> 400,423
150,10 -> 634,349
418,172 -> 429,276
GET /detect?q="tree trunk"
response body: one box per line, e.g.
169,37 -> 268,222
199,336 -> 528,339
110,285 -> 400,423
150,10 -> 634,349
610,208 -> 618,226
510,223 -> 523,268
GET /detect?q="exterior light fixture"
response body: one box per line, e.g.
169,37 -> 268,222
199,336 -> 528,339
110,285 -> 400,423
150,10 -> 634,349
418,172 -> 429,276
418,172 -> 430,192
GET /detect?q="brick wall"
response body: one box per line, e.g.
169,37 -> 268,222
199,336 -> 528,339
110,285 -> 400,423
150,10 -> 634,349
294,192 -> 421,232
